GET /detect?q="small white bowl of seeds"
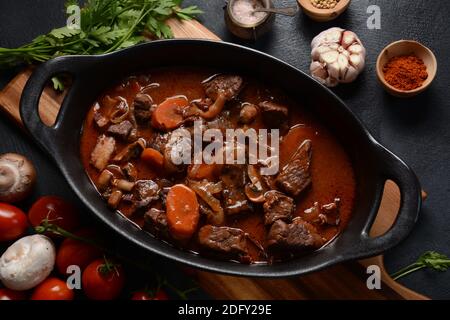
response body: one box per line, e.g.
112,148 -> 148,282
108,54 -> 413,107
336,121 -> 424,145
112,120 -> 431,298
297,0 -> 351,22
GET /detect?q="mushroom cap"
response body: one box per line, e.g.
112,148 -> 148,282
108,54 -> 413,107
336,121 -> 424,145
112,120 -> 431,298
0,153 -> 36,203
0,234 -> 56,291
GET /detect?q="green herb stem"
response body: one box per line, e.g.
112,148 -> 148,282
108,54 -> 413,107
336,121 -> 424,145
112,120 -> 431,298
390,251 -> 450,281
0,0 -> 202,89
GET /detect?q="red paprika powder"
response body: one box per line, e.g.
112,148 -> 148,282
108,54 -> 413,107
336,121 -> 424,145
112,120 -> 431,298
383,55 -> 428,91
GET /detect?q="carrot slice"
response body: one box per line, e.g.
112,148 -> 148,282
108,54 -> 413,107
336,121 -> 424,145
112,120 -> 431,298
187,163 -> 222,181
141,148 -> 164,169
151,96 -> 188,131
166,184 -> 200,240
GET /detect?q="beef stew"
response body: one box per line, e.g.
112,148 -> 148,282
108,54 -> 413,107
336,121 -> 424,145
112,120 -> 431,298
80,67 -> 356,264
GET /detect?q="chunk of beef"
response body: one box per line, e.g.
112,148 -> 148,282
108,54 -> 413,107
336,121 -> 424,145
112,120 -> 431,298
303,198 -> 341,226
134,93 -> 153,110
276,139 -> 312,197
221,165 -> 252,215
267,218 -> 324,251
133,93 -> 155,124
239,103 -> 259,124
122,162 -> 137,182
258,101 -> 289,128
263,190 -> 295,225
144,208 -> 168,237
113,138 -> 146,162
149,133 -> 169,153
203,75 -> 243,100
134,109 -> 151,124
163,128 -> 191,174
93,110 -> 109,129
205,111 -> 231,133
133,179 -> 160,209
198,225 -> 248,257
107,120 -> 133,140
90,135 -> 116,171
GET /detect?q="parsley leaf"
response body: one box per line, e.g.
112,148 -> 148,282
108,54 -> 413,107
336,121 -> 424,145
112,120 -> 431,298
390,251 -> 450,281
51,77 -> 65,91
0,0 -> 202,90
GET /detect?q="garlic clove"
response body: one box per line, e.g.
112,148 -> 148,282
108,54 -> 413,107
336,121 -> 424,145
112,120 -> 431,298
338,54 -> 349,79
342,66 -> 359,83
342,31 -> 357,48
349,54 -> 363,71
327,61 -> 341,81
348,43 -> 364,55
310,61 -> 328,83
321,50 -> 339,64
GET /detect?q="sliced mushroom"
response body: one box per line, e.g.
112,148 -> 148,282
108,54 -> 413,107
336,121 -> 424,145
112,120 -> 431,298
0,235 -> 55,290
189,180 -> 224,225
184,74 -> 243,120
244,165 -> 268,203
109,97 -> 130,124
239,103 -> 259,124
105,164 -> 125,178
113,138 -> 146,162
0,153 -> 36,203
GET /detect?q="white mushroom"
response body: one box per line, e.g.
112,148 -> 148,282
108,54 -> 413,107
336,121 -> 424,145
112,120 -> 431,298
0,235 -> 56,291
0,153 -> 36,203
310,27 -> 366,87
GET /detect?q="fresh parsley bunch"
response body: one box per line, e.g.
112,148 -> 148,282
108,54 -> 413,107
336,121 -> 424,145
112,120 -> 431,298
0,0 -> 202,89
391,251 -> 450,280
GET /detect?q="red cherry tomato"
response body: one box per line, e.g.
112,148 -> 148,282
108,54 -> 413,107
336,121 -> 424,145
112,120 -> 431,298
31,277 -> 74,300
82,258 -> 125,300
28,196 -> 80,233
131,290 -> 169,300
0,288 -> 28,300
56,228 -> 102,275
0,203 -> 28,242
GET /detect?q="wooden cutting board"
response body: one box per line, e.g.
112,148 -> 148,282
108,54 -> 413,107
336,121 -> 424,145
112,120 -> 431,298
0,18 -> 427,300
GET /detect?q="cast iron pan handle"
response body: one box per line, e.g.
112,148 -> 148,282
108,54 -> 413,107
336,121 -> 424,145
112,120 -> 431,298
20,55 -> 90,157
355,145 -> 422,258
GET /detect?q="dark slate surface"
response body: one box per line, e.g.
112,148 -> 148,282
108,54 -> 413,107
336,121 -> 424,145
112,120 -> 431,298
0,0 -> 449,299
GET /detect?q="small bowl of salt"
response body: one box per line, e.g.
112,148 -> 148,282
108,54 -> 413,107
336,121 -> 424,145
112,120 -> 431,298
225,0 -> 275,40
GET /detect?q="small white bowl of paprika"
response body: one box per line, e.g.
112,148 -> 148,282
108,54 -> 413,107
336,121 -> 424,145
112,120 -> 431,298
376,40 -> 437,97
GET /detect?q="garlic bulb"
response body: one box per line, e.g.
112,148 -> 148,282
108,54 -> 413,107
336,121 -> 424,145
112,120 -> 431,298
310,27 -> 366,87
